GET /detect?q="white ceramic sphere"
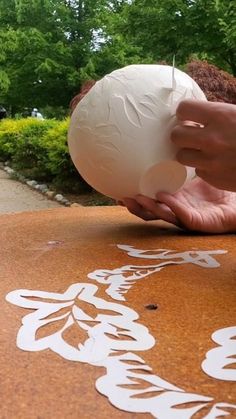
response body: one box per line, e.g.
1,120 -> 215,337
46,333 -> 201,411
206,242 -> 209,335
68,64 -> 206,200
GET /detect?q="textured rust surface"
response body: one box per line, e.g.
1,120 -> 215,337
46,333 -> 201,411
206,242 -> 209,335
1,206 -> 236,418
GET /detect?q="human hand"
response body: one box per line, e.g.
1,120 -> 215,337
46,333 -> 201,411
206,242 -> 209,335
122,177 -> 236,233
171,100 -> 236,192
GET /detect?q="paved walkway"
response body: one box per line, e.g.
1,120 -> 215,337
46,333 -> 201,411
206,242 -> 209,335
0,169 -> 60,214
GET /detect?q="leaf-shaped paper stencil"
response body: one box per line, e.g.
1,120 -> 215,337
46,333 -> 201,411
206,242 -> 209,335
6,283 -> 155,364
88,265 -> 166,301
88,245 -> 227,301
202,326 -> 236,381
117,245 -> 227,267
6,245 -> 235,419
203,403 -> 236,418
96,352 -> 217,419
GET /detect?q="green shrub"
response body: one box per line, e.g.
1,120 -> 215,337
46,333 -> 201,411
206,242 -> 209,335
0,118 -> 30,160
0,117 -> 90,193
12,118 -> 57,180
43,119 -> 89,193
43,118 -> 73,176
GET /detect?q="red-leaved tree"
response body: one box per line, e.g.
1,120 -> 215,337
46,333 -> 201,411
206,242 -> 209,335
186,60 -> 236,104
69,61 -> 236,114
70,80 -> 96,114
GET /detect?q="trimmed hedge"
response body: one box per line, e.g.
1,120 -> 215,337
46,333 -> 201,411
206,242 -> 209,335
0,118 -> 90,193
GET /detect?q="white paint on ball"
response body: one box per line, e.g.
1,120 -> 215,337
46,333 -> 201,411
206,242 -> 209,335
68,65 -> 206,199
68,64 -> 206,199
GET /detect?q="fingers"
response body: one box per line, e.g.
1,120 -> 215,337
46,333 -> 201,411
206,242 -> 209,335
135,195 -> 179,225
122,196 -> 179,225
155,192 -> 192,229
171,122 -> 224,154
172,103 -> 225,164
195,169 -> 217,187
171,124 -> 207,151
177,100 -> 236,125
195,169 -> 236,192
176,99 -> 213,125
123,198 -> 158,221
176,148 -> 210,169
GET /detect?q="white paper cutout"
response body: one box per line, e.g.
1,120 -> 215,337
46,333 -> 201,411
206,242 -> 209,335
117,245 -> 226,267
96,352 -> 214,419
202,326 -> 236,381
6,245 -> 236,418
89,246 -> 227,301
203,404 -> 236,418
6,283 -> 155,363
6,284 -> 234,418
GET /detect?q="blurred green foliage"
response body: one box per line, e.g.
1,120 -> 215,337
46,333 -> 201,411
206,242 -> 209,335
0,0 -> 235,115
0,117 -> 90,192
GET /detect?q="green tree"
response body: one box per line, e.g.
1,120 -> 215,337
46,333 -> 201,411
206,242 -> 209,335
115,0 -> 236,75
80,0 -> 150,79
0,0 -> 110,113
1,0 -> 235,114
0,29 -> 17,98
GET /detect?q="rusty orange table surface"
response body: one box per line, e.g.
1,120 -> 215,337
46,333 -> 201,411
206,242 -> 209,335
1,206 -> 236,419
